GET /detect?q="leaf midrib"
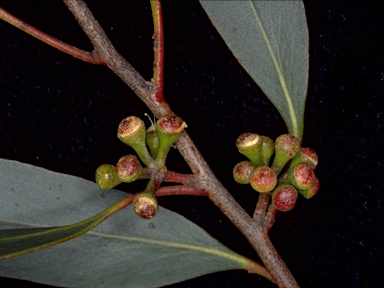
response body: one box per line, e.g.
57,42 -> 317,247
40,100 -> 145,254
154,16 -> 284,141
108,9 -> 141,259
0,219 -> 249,268
248,1 -> 298,138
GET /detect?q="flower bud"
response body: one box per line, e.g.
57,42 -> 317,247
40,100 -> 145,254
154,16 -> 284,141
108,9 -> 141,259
155,115 -> 187,165
133,194 -> 158,219
116,155 -> 143,183
260,136 -> 274,166
291,163 -> 316,189
95,164 -> 122,190
236,133 -> 262,167
279,162 -> 316,194
272,184 -> 298,212
299,176 -> 320,199
233,161 -> 255,184
117,116 -> 146,146
249,166 -> 277,193
289,147 -> 318,170
117,116 -> 155,167
271,134 -> 301,175
146,125 -> 159,158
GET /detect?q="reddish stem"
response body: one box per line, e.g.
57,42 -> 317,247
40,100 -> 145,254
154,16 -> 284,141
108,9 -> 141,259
156,185 -> 209,197
150,0 -> 165,103
164,171 -> 195,184
0,7 -> 104,65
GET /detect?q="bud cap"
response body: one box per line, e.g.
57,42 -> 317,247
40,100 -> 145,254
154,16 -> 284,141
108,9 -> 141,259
290,147 -> 318,169
299,176 -> 320,199
155,115 -> 187,165
117,116 -> 146,146
236,133 -> 262,166
133,194 -> 158,219
116,155 -> 142,183
233,161 -> 255,184
249,166 -> 277,193
272,184 -> 298,212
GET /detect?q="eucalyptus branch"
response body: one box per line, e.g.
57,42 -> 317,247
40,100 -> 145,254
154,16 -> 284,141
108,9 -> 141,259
1,0 -> 298,286
62,0 -> 298,286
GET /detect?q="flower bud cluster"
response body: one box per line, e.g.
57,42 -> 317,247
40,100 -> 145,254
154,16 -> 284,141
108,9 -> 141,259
233,133 -> 320,212
95,114 -> 187,219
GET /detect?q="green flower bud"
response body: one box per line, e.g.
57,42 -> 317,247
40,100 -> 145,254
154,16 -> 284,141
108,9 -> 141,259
95,164 -> 122,190
249,166 -> 277,193
299,176 -> 320,199
133,193 -> 158,219
116,155 -> 143,183
260,136 -> 274,166
155,115 -> 187,166
117,116 -> 156,168
236,133 -> 262,167
289,147 -> 318,170
271,134 -> 301,175
146,125 -> 159,159
272,184 -> 298,212
233,161 -> 255,184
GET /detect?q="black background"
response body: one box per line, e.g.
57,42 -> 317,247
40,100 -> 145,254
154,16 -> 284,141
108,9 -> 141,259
1,1 -> 383,287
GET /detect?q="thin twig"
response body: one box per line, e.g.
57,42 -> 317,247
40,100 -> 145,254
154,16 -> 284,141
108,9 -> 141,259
254,193 -> 271,223
156,185 -> 208,197
150,0 -> 165,103
164,171 -> 195,184
0,7 -> 104,64
63,0 -> 171,120
264,204 -> 278,233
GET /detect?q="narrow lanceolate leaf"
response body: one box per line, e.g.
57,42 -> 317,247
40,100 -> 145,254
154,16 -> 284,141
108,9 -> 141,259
0,194 -> 133,260
200,1 -> 309,141
0,159 -> 272,287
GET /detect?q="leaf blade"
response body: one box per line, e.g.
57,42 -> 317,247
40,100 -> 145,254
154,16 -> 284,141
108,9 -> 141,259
0,194 -> 132,260
199,1 -> 309,140
0,159 -> 271,287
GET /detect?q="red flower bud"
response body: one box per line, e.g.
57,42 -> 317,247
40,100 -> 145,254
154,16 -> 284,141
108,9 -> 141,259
116,155 -> 142,183
290,147 -> 318,169
299,176 -> 320,199
293,163 -> 316,189
249,166 -> 277,193
272,184 -> 298,212
133,194 -> 158,219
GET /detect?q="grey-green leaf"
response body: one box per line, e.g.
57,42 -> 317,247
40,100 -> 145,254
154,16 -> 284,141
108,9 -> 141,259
199,1 -> 309,141
0,159 -> 271,287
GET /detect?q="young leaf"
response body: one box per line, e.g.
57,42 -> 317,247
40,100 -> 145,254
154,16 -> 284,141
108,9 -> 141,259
199,1 -> 309,141
0,159 -> 272,286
